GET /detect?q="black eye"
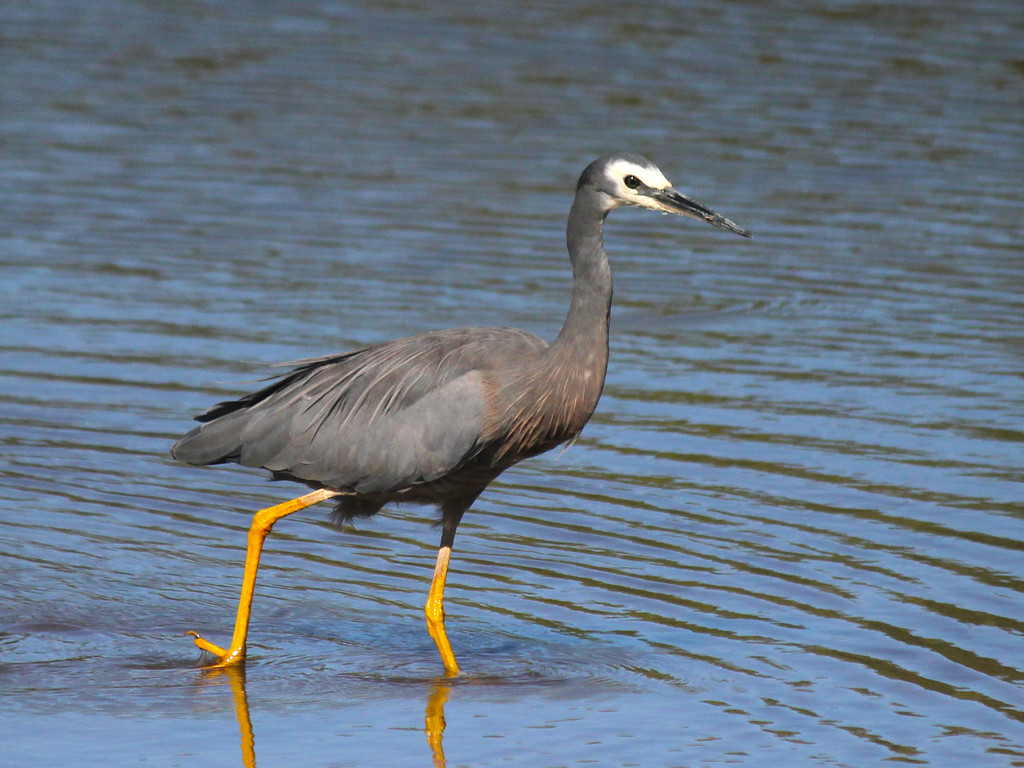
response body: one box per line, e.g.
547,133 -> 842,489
624,175 -> 641,189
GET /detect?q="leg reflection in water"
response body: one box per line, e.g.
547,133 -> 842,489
425,681 -> 451,768
198,667 -> 256,768
206,667 -> 451,768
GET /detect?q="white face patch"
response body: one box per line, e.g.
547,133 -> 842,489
602,158 -> 674,209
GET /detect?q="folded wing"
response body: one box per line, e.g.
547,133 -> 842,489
171,327 -> 547,494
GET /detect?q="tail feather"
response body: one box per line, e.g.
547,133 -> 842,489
170,413 -> 246,466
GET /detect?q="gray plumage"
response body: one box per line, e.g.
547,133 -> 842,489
172,152 -> 750,531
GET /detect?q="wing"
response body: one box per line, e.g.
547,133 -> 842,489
171,327 -> 548,494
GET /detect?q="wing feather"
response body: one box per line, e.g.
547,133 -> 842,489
171,327 -> 548,494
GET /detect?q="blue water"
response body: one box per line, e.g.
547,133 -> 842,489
2,1 -> 1022,766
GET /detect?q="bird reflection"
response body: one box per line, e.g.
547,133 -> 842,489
424,681 -> 451,767
204,667 -> 256,768
203,667 -> 451,768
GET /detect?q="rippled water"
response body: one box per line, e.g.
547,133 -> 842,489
2,1 -> 1023,766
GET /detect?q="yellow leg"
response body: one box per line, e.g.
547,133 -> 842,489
425,544 -> 460,676
187,488 -> 340,667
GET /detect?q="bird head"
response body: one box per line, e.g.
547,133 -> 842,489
581,152 -> 751,238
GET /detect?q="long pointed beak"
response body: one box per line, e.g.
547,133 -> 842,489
653,187 -> 752,238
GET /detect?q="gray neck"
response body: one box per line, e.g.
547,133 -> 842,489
553,187 -> 613,352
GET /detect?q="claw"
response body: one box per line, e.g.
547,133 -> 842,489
187,631 -> 243,667
187,630 -> 225,655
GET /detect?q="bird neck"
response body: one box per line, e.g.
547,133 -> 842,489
487,189 -> 613,462
554,189 -> 613,354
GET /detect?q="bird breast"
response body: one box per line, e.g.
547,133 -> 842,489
485,345 -> 608,464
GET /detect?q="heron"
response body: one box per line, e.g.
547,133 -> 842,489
172,152 -> 750,674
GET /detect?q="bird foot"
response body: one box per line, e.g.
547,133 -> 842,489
186,631 -> 245,668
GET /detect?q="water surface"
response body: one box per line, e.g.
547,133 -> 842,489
2,1 -> 1023,766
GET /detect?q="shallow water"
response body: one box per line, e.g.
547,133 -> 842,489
2,1 -> 1023,766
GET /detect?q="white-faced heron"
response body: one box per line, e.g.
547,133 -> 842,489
172,152 -> 751,674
